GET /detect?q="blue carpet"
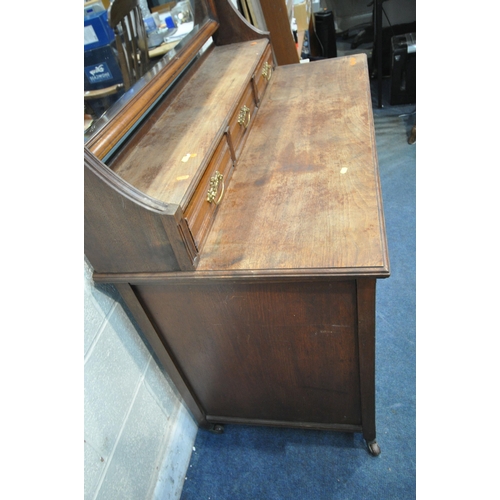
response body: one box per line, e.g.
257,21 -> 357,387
180,82 -> 416,500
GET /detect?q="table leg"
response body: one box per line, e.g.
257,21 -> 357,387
357,278 -> 381,455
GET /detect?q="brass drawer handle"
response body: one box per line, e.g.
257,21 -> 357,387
206,171 -> 225,205
262,61 -> 272,81
237,105 -> 251,128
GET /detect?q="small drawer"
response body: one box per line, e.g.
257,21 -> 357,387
228,81 -> 256,161
184,135 -> 233,253
252,45 -> 273,106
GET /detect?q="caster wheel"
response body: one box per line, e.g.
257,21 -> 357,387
408,125 -> 416,145
367,440 -> 381,456
209,424 -> 224,434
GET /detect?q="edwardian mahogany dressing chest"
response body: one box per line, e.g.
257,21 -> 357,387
84,0 -> 390,456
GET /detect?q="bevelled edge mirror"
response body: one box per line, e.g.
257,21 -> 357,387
84,0 -> 219,160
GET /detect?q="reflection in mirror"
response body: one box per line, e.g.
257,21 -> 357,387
84,0 -> 210,139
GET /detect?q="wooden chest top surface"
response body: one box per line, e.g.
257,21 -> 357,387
110,39 -> 269,209
197,54 -> 390,276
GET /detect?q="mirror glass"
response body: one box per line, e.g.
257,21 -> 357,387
84,0 -> 211,141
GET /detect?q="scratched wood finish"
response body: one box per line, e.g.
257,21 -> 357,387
111,39 -> 269,209
198,54 -> 389,276
227,81 -> 257,159
86,2 -> 390,451
86,0 -> 269,160
133,279 -> 362,425
252,46 -> 274,105
86,39 -> 272,275
184,134 -> 234,253
86,18 -> 219,160
84,148 -> 197,273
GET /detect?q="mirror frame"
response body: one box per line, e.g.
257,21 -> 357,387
85,0 -> 219,160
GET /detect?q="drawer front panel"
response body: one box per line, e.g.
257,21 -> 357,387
184,135 -> 233,252
228,81 -> 257,161
253,45 -> 273,105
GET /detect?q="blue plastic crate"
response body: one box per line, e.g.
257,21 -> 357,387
84,44 -> 123,90
84,10 -> 115,51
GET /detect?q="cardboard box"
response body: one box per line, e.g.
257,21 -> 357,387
294,0 -> 312,32
287,0 -> 294,21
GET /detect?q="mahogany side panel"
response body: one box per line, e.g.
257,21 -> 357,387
211,0 -> 270,46
356,278 -> 377,443
133,278 -> 363,426
116,283 -> 207,426
84,148 -> 196,273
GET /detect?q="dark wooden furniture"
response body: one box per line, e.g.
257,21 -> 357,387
84,0 -> 389,456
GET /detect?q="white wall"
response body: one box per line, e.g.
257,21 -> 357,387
84,259 -> 197,500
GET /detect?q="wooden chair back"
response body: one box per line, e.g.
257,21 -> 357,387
108,0 -> 150,90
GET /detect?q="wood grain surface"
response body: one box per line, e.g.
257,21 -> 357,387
111,39 -> 269,208
86,18 -> 219,160
197,54 -> 389,275
134,279 -> 362,424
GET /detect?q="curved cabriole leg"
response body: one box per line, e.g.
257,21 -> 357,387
367,439 -> 381,456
